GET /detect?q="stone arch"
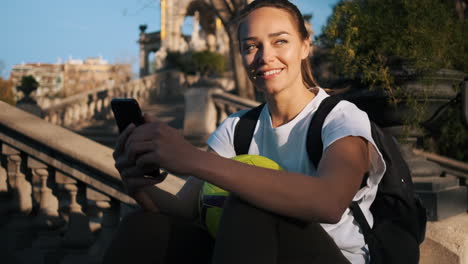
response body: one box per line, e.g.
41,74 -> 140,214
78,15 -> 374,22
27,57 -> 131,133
139,0 -> 229,77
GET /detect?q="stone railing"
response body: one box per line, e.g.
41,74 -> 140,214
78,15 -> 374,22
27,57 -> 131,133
0,101 -> 185,263
42,75 -> 158,128
212,91 -> 260,126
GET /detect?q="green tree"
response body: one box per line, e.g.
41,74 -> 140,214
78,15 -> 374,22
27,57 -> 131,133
17,75 -> 39,97
318,0 -> 466,101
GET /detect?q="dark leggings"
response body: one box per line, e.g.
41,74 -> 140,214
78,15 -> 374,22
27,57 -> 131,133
103,195 -> 350,264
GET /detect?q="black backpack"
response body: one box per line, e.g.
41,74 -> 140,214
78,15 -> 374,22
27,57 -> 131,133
233,95 -> 427,264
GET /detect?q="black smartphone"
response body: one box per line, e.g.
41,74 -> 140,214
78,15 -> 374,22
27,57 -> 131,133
111,98 -> 145,133
111,98 -> 160,178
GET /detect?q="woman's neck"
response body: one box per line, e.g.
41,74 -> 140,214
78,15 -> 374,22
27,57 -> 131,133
266,86 -> 317,128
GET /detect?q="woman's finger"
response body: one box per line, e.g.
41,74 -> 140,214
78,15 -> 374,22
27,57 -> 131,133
113,123 -> 136,159
143,112 -> 157,123
124,122 -> 159,153
114,155 -> 135,173
126,140 -> 157,165
125,177 -> 164,191
135,151 -> 161,171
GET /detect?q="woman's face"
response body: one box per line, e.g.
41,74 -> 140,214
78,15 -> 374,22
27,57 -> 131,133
238,7 -> 309,95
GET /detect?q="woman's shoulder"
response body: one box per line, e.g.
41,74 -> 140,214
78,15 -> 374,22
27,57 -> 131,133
324,98 -> 369,124
207,108 -> 252,158
219,108 -> 251,129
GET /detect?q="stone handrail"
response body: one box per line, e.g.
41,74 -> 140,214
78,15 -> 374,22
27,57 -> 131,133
42,75 -> 158,127
413,149 -> 468,180
211,91 -> 261,126
0,101 -> 185,262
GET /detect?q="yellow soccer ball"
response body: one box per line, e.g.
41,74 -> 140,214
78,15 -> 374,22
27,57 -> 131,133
199,154 -> 283,238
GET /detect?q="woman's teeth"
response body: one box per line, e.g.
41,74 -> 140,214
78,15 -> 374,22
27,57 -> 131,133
261,69 -> 282,76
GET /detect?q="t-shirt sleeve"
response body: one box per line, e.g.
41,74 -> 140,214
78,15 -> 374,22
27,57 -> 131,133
321,101 -> 386,200
206,109 -> 249,158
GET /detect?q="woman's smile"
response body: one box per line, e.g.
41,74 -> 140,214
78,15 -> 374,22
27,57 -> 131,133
256,68 -> 284,80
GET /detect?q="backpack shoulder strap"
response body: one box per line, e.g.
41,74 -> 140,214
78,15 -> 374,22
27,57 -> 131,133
234,103 -> 266,155
306,96 -> 343,168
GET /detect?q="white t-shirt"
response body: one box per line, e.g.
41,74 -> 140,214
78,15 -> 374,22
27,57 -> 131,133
207,88 -> 386,264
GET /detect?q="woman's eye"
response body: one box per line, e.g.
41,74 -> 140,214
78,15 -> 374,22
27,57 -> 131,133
244,44 -> 257,52
275,39 -> 288,45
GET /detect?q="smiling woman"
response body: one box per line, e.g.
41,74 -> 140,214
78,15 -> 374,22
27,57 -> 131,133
104,1 -> 384,264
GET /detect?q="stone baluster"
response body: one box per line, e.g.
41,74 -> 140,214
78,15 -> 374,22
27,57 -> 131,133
73,103 -> 81,124
106,90 -> 115,119
56,171 -> 93,249
28,157 -> 61,228
86,188 -> 120,261
3,145 -> 32,215
63,108 -> 72,127
214,101 -> 228,126
95,98 -> 103,114
227,105 -> 238,116
0,145 -> 8,195
89,94 -> 97,119
79,101 -> 87,122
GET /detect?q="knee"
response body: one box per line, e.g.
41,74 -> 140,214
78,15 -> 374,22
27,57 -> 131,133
222,195 -> 274,223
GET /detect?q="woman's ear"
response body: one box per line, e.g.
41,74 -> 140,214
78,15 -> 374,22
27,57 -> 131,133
301,38 -> 311,60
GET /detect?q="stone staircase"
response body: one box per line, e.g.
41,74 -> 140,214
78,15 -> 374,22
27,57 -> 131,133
2,85 -> 468,263
71,97 -> 186,149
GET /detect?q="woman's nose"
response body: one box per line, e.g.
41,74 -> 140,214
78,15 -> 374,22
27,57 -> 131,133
257,45 -> 275,64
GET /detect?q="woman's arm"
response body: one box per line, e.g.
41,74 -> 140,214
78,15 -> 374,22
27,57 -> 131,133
113,120 -> 212,219
127,117 -> 369,224
135,149 -> 219,219
190,136 -> 369,223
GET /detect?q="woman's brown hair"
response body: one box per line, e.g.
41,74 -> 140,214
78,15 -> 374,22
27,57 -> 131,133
235,0 -> 319,88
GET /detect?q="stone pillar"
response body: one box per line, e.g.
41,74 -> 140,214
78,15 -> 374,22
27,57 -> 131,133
184,87 -> 222,146
139,24 -> 149,77
3,145 -> 32,215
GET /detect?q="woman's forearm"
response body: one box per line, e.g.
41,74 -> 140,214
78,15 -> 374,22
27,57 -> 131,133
136,175 -> 203,219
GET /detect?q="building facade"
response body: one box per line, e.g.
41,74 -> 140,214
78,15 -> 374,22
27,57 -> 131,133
10,57 -> 132,98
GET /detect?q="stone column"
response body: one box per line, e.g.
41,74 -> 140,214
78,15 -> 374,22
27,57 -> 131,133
139,24 -> 149,77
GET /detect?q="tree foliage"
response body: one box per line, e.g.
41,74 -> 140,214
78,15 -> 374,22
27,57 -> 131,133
17,75 -> 39,97
318,0 -> 466,99
0,77 -> 15,105
166,50 -> 226,77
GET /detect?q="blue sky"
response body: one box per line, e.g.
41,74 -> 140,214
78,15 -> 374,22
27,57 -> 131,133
1,0 -> 339,79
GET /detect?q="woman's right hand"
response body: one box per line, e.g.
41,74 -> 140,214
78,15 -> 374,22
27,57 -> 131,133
113,124 -> 166,205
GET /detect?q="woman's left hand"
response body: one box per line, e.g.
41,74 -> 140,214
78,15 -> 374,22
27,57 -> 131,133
123,113 -> 201,176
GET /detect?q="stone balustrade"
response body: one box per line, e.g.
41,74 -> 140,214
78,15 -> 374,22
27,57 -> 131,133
211,91 -> 260,126
0,101 -> 185,263
42,75 -> 158,128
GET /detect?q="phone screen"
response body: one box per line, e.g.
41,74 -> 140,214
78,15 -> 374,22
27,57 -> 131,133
111,98 -> 145,134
